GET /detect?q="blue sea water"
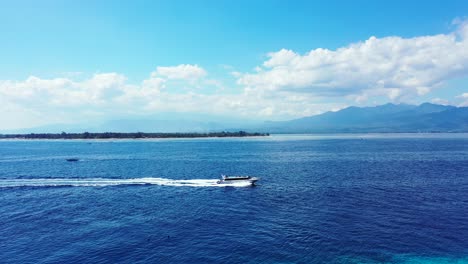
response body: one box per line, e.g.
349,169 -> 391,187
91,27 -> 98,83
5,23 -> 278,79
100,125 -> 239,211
1,134 -> 468,263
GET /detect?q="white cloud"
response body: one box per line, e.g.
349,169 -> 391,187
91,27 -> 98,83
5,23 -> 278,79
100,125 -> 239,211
238,22 -> 468,102
431,98 -> 450,105
0,73 -> 129,108
2,20 -> 468,130
0,98 -> 44,130
230,71 -> 242,78
153,64 -> 207,80
457,92 -> 468,106
0,66 -> 345,129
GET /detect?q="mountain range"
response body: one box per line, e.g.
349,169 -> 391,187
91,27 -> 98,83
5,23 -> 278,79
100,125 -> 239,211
261,103 -> 468,133
1,103 -> 467,134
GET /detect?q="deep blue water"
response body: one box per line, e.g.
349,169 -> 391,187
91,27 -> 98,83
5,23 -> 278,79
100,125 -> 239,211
1,134 -> 468,263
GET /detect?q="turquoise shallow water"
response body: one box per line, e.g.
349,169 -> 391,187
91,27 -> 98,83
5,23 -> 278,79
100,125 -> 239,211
1,134 -> 468,263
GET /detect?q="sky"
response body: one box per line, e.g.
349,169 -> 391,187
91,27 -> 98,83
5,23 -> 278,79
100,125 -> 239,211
0,0 -> 468,129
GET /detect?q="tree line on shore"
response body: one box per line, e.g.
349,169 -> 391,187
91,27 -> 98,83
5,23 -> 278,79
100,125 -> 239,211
0,131 -> 269,139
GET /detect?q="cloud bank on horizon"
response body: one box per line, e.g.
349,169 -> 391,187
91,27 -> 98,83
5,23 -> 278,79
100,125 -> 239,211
1,20 -> 468,129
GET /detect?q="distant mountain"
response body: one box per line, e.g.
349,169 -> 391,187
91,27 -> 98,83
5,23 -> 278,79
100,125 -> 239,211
261,103 -> 468,133
2,103 -> 467,134
0,118 -> 260,134
92,119 -> 258,133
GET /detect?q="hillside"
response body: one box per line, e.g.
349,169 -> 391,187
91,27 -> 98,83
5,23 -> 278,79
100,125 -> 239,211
262,103 -> 468,133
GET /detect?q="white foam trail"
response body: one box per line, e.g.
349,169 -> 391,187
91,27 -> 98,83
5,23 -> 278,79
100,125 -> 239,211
0,177 -> 254,188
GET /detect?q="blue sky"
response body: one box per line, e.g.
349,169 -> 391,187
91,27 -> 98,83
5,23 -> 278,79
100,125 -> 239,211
1,0 -> 468,129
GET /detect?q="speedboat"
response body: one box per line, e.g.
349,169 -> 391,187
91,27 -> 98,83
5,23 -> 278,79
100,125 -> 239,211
217,175 -> 259,185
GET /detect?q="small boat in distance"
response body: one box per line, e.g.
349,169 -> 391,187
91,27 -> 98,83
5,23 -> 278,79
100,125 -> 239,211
217,175 -> 259,186
66,158 -> 79,162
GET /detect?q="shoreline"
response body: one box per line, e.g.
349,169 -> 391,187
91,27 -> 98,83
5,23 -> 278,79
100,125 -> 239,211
0,131 -> 270,140
1,132 -> 468,141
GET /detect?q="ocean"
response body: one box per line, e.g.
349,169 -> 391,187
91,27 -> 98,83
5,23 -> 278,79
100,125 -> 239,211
1,134 -> 468,263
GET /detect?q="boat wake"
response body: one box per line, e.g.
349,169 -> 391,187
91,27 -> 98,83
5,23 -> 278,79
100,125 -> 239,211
0,177 -> 255,188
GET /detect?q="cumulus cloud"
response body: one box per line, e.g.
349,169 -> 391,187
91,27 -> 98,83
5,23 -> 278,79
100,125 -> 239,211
0,66 -> 343,129
431,97 -> 450,105
457,92 -> 468,106
2,21 -> 468,129
0,73 -> 128,107
153,64 -> 207,80
238,22 -> 468,102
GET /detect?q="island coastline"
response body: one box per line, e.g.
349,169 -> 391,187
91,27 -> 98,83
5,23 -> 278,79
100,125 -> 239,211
0,131 -> 269,140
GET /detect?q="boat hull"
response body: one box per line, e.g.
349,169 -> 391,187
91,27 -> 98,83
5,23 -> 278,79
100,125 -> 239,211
217,177 -> 259,186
